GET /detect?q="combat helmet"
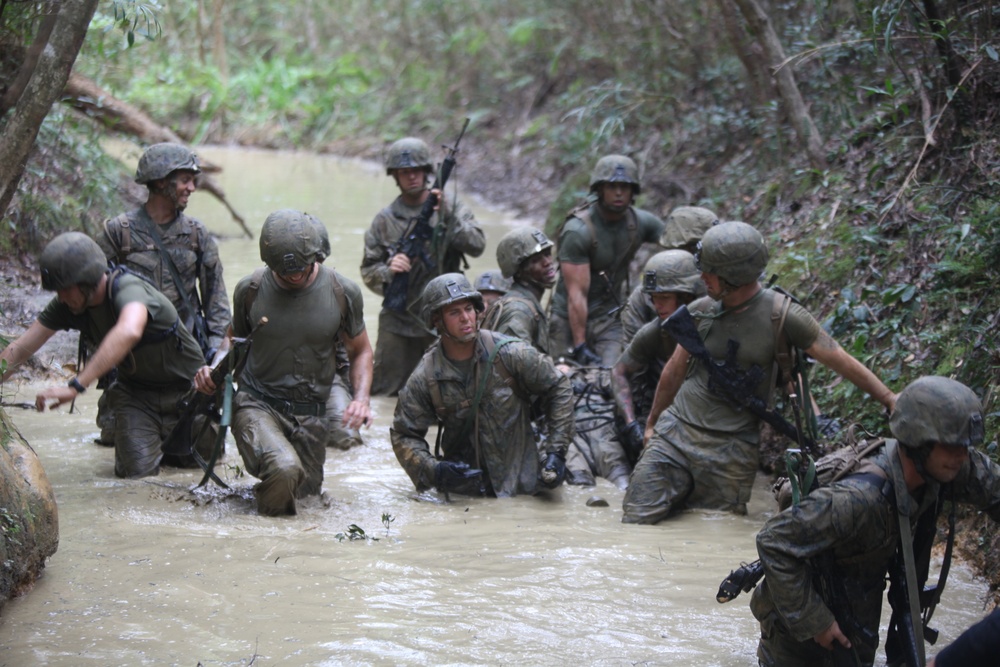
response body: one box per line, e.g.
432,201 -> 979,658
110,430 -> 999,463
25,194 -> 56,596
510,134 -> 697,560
660,206 -> 719,250
891,376 -> 985,453
421,273 -> 484,328
385,137 -> 433,175
39,232 -> 108,291
589,155 -> 641,194
308,214 -> 331,263
642,250 -> 704,296
259,209 -> 324,275
496,227 -> 554,279
134,143 -> 201,184
696,221 -> 768,286
474,270 -> 511,294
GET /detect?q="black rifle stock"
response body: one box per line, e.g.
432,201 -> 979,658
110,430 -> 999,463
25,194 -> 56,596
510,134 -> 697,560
383,119 -> 470,313
661,305 -> 819,456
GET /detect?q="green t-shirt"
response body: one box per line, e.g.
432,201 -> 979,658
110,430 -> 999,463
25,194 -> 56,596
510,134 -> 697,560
551,203 -> 664,319
619,318 -> 675,369
233,266 -> 365,403
38,272 -> 203,389
670,289 -> 821,435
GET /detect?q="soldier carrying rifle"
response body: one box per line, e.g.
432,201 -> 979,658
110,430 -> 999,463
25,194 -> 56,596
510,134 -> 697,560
360,129 -> 485,396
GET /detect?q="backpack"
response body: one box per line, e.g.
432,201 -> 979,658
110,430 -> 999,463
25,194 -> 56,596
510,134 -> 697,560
772,431 -> 888,510
481,292 -> 544,333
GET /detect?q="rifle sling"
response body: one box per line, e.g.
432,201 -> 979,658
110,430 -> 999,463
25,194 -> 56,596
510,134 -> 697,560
896,483 -> 928,666
138,214 -> 210,350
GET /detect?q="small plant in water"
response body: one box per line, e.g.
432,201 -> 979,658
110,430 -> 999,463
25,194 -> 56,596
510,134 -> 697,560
335,523 -> 378,543
381,512 -> 395,538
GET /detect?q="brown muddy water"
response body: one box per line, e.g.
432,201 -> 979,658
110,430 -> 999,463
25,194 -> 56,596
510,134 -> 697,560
0,147 -> 991,666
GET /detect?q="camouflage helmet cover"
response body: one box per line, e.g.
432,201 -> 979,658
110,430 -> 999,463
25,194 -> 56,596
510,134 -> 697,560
589,154 -> 641,194
660,206 -> 719,249
642,249 -> 705,296
421,272 -> 484,328
385,137 -> 433,175
39,232 -> 108,291
308,214 -> 331,263
697,221 -> 768,286
891,376 -> 985,450
134,143 -> 201,184
496,227 -> 554,278
474,270 -> 512,294
259,209 -> 324,275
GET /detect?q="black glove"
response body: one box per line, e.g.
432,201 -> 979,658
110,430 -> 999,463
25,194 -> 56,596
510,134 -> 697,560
539,451 -> 567,489
621,420 -> 645,465
434,460 -> 483,493
571,342 -> 602,366
815,413 -> 842,437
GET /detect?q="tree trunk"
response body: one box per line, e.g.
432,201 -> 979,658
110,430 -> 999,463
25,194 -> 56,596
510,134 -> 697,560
716,0 -> 772,108
730,0 -> 828,170
0,0 -> 100,220
0,6 -> 59,115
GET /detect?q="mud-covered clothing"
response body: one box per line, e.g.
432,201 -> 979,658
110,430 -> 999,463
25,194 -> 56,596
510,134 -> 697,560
564,367 -> 630,489
750,441 -> 1000,667
550,203 -> 663,361
933,608 -> 1000,667
325,374 -> 363,450
620,285 -> 655,343
38,273 -> 204,477
617,318 -> 677,426
98,207 -> 230,354
391,331 -> 574,497
231,266 -> 366,515
623,289 -> 821,522
483,282 -> 550,355
233,267 -> 365,403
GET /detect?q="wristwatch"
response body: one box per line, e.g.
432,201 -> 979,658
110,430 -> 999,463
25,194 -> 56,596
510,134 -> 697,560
68,377 -> 86,394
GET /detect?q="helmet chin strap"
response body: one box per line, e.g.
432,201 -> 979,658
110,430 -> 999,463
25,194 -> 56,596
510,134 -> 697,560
435,314 -> 479,344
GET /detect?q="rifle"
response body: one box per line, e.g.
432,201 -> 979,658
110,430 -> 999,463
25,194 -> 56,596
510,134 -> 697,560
162,317 -> 266,488
383,118 -> 471,312
661,305 -> 820,457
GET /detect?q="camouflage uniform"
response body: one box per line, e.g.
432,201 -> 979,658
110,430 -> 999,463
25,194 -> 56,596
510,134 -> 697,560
38,273 -> 205,478
549,202 -> 664,365
231,265 -> 367,516
361,196 -> 485,395
483,282 -> 551,355
98,207 -> 230,355
391,331 -> 574,497
751,440 -> 1000,666
563,366 -> 630,489
620,285 -> 656,343
623,290 -> 821,522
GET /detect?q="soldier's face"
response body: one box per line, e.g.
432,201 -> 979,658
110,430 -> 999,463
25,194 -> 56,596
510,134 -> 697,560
393,167 -> 428,197
522,248 -> 556,288
161,170 -> 197,210
440,299 -> 478,342
57,285 -> 90,314
650,292 -> 681,319
922,443 -> 969,483
702,273 -> 724,300
599,183 -> 633,213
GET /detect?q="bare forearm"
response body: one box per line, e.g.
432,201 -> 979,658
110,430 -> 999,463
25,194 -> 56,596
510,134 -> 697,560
646,348 -> 689,431
611,361 -> 638,423
807,332 -> 895,410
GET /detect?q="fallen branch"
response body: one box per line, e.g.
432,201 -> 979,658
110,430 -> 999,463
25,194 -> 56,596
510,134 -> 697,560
62,71 -> 253,238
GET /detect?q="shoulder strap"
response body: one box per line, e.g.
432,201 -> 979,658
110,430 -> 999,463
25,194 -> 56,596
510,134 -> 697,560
244,267 -> 268,332
102,214 -> 133,261
328,269 -> 348,320
767,292 -> 794,409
